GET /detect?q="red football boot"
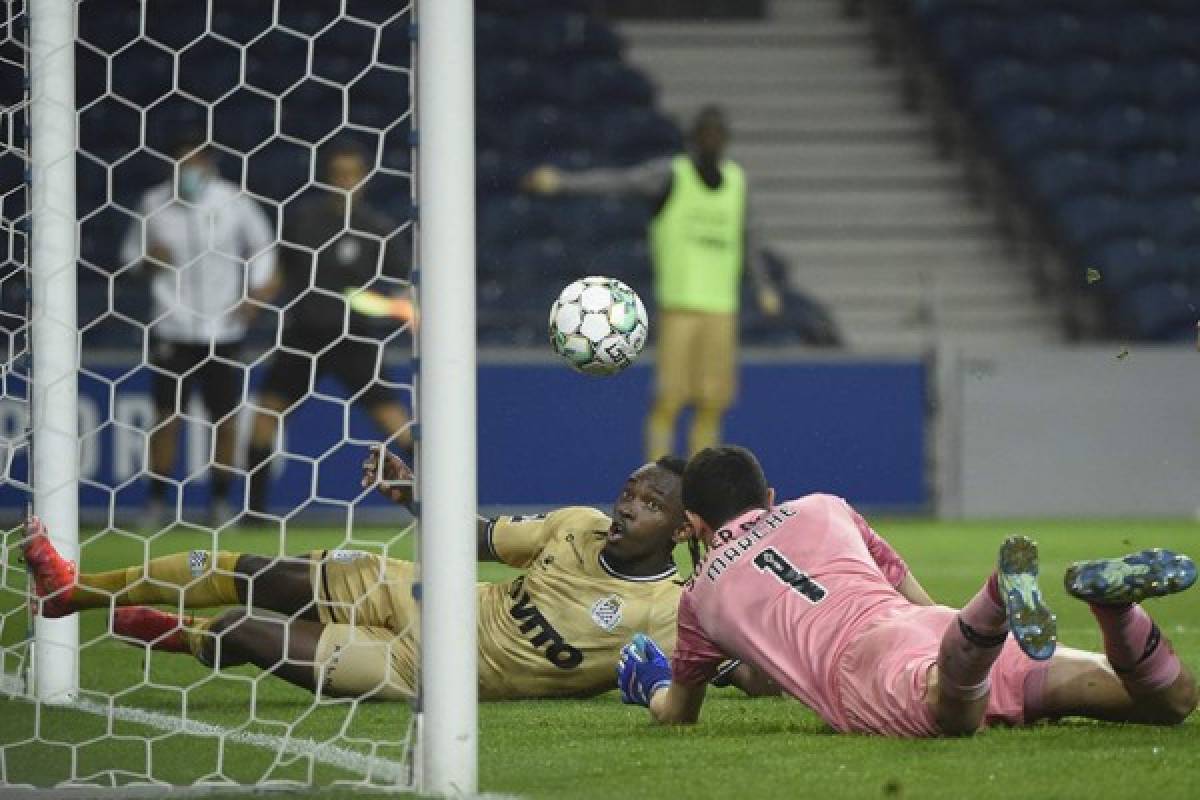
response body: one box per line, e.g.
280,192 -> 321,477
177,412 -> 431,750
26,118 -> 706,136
21,516 -> 77,618
112,606 -> 195,654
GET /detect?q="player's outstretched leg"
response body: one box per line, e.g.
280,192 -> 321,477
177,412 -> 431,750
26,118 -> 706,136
113,606 -> 196,654
115,605 -> 326,693
933,535 -> 1056,735
1064,549 -> 1197,723
22,518 -> 318,619
998,535 -> 1057,661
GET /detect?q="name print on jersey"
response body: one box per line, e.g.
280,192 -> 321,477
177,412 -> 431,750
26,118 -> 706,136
703,506 -> 798,583
507,577 -> 584,669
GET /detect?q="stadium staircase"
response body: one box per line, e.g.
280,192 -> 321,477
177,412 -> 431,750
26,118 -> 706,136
620,0 -> 1066,351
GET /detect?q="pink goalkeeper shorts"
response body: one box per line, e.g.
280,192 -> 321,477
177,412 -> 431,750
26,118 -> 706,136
835,605 -> 1042,737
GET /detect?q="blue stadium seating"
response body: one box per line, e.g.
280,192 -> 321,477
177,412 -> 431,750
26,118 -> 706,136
1086,238 -> 1178,293
912,0 -> 1200,339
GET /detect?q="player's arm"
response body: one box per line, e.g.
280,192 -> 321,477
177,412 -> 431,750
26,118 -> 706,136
649,681 -> 706,725
618,634 -> 707,725
522,158 -> 671,198
361,445 -> 499,561
896,571 -> 935,606
712,659 -> 782,697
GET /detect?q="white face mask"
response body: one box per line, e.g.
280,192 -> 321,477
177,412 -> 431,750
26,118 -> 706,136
178,165 -> 209,203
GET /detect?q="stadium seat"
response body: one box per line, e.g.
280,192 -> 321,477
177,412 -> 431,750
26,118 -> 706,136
1085,238 -> 1179,293
551,196 -> 650,245
1117,281 -> 1198,339
178,37 -> 242,103
597,108 -> 683,164
516,14 -> 623,59
967,60 -> 1059,117
1017,12 -> 1119,62
930,13 -> 1016,72
245,29 -> 309,94
511,106 -> 586,157
478,59 -> 567,112
111,40 -> 174,107
1149,194 -> 1200,244
213,90 -> 276,154
566,61 -> 656,109
1055,193 -> 1150,249
1089,105 -> 1176,155
479,194 -> 558,248
991,105 -> 1086,162
1027,150 -> 1123,206
1147,58 -> 1200,110
1059,59 -> 1146,111
1125,150 -> 1200,197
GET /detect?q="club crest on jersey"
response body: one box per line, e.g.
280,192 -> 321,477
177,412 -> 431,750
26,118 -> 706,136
188,550 -> 209,577
590,595 -> 623,632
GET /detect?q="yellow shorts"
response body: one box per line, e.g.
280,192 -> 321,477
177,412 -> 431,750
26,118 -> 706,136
655,310 -> 738,408
309,549 -> 419,701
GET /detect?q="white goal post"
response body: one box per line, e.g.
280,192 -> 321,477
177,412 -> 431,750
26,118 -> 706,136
3,0 -> 478,794
414,0 -> 479,795
28,0 -> 80,708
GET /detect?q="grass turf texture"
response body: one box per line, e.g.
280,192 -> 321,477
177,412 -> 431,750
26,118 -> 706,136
1,518 -> 1198,798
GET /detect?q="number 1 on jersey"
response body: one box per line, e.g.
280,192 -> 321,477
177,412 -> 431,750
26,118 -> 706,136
753,547 -> 827,603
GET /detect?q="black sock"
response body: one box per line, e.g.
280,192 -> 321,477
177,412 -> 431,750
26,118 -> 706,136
210,470 -> 231,503
247,445 -> 272,513
147,477 -> 169,503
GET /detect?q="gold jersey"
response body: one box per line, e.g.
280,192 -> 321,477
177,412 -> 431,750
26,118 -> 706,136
475,507 -> 682,700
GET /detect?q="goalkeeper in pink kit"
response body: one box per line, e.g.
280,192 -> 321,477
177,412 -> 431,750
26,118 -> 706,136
618,445 -> 1198,736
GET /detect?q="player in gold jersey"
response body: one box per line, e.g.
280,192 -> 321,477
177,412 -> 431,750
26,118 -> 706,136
23,446 -> 724,701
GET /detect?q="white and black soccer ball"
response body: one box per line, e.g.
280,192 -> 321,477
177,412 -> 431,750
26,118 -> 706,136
548,276 -> 648,376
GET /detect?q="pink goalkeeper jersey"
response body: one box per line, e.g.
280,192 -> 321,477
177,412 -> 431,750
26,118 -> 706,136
673,493 -> 912,732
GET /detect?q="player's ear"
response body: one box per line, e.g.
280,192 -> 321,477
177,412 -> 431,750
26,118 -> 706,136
682,510 -> 711,543
767,487 -> 776,507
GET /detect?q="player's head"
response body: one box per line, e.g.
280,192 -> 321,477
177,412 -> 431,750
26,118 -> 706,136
321,138 -> 370,194
682,445 -> 772,543
604,456 -> 688,568
690,105 -> 728,162
170,129 -> 215,201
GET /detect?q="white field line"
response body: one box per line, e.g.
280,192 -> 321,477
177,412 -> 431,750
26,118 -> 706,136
0,672 -> 411,790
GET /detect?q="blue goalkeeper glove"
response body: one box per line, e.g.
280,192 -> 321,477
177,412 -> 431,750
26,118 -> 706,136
617,633 -> 672,707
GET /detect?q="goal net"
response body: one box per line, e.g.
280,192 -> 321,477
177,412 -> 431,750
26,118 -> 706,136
1,0 -> 476,794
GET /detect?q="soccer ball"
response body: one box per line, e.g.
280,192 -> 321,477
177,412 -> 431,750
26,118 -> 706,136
548,276 -> 648,376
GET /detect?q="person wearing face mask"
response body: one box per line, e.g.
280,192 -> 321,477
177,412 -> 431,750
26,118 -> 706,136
522,105 -> 782,462
244,138 -> 414,524
120,130 -> 278,529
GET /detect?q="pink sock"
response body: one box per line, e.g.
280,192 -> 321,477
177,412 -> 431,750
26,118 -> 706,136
1090,604 -> 1182,692
938,575 -> 1009,698
960,573 -> 1007,637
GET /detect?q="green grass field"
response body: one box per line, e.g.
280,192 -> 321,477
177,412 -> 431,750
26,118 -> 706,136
2,518 -> 1198,798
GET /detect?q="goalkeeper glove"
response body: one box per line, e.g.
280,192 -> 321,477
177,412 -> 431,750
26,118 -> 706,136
617,633 -> 671,707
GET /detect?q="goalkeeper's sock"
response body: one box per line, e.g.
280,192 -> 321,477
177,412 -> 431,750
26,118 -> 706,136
937,576 -> 1008,700
247,445 -> 272,514
113,606 -> 199,655
183,615 -> 218,665
1090,603 -> 1182,692
77,551 -> 244,610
